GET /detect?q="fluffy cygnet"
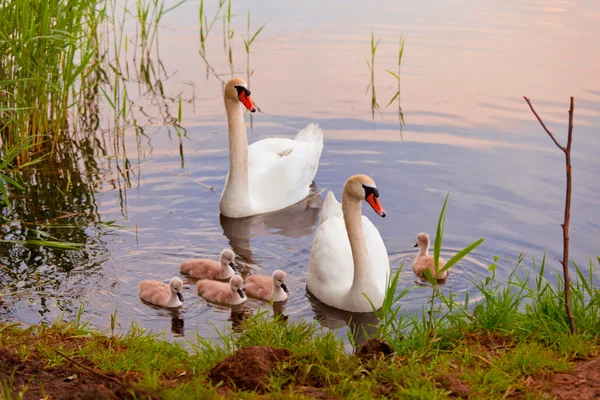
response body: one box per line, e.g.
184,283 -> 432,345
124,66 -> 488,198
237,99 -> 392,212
412,233 -> 449,281
139,277 -> 184,308
180,248 -> 237,280
196,275 -> 246,305
245,269 -> 289,302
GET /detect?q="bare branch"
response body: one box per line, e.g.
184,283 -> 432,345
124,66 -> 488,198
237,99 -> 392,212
523,96 -> 566,152
566,97 -> 574,152
523,96 -> 576,335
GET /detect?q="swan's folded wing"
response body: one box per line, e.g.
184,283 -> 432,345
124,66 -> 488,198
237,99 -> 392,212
247,126 -> 324,214
319,191 -> 343,225
307,217 -> 354,295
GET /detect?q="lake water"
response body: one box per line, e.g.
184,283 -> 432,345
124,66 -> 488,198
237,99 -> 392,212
2,0 -> 599,345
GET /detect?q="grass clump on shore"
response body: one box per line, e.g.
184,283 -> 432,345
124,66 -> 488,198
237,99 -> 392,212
1,260 -> 599,400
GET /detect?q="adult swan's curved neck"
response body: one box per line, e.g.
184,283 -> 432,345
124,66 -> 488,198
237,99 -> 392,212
342,185 -> 375,299
224,96 -> 250,204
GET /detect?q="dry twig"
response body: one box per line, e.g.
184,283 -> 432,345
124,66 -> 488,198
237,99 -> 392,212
523,96 -> 576,335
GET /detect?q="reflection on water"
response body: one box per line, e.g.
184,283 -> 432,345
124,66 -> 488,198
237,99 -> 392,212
220,184 -> 323,263
140,302 -> 185,336
307,291 -> 379,347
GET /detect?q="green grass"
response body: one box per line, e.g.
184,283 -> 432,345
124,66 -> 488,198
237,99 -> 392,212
1,251 -> 599,399
0,285 -> 597,399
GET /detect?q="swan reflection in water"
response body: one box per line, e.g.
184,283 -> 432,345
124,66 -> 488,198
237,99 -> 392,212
229,299 -> 289,333
141,302 -> 186,336
306,290 -> 379,348
220,183 -> 324,264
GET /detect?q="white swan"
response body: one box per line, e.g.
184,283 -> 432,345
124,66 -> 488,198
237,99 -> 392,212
307,174 -> 390,312
219,78 -> 324,218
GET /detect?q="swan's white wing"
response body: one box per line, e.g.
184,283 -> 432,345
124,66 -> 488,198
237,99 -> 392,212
307,216 -> 354,304
247,124 -> 323,214
319,191 -> 342,226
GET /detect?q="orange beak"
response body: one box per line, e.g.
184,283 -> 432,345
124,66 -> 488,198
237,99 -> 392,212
366,193 -> 386,217
239,91 -> 256,113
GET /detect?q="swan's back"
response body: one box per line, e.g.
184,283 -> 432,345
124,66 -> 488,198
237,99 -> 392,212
197,280 -> 232,304
245,274 -> 273,300
247,124 -> 323,215
139,281 -> 170,305
180,259 -> 220,279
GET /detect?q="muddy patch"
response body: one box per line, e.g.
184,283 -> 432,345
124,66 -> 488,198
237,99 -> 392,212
209,346 -> 292,391
0,347 -> 157,400
528,356 -> 600,400
355,338 -> 395,362
435,373 -> 471,398
462,331 -> 515,352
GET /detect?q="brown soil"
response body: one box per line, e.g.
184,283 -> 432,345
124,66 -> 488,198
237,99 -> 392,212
208,346 -> 292,391
355,338 -> 395,362
435,373 -> 472,398
0,347 -> 157,400
527,356 -> 600,400
462,331 -> 515,352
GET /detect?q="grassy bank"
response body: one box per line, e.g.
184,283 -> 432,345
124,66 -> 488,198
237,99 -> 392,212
1,257 -> 599,399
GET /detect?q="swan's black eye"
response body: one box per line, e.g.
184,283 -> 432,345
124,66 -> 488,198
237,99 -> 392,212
234,85 -> 251,96
362,184 -> 379,199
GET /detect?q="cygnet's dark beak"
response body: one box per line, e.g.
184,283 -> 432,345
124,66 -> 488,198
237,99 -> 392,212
177,292 -> 184,302
414,242 -> 419,248
237,288 -> 245,299
229,262 -> 237,271
281,283 -> 289,293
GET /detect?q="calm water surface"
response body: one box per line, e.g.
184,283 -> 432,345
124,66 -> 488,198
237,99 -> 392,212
2,0 -> 599,345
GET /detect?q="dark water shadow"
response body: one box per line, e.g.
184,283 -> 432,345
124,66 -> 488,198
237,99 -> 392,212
219,183 -> 324,263
141,301 -> 185,336
306,291 -> 379,348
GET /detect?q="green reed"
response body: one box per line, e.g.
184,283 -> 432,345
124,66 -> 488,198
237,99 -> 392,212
243,10 -> 266,87
199,0 -> 226,55
386,34 -> 405,133
365,31 -> 381,119
0,0 -> 102,163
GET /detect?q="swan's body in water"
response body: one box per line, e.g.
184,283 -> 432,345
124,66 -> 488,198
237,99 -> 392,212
196,275 -> 246,306
412,233 -> 449,281
219,78 -> 324,218
245,270 -> 289,303
180,249 -> 237,280
139,277 -> 184,308
307,174 -> 390,312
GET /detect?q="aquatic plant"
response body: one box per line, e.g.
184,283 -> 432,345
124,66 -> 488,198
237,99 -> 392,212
386,34 -> 405,134
199,0 -> 226,55
0,0 -> 102,162
365,31 -> 382,119
243,10 -> 266,87
374,192 -> 484,343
